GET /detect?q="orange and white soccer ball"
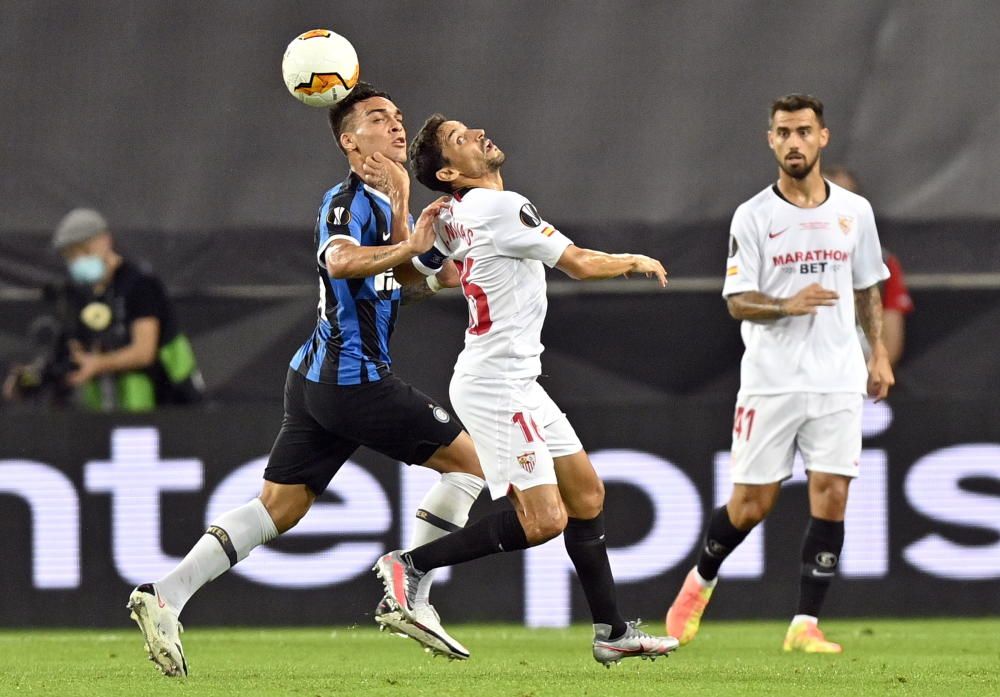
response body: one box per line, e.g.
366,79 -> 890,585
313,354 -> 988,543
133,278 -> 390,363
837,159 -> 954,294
281,29 -> 359,107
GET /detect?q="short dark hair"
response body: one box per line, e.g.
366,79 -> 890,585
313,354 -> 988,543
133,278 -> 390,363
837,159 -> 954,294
327,81 -> 392,154
408,114 -> 452,193
770,93 -> 825,127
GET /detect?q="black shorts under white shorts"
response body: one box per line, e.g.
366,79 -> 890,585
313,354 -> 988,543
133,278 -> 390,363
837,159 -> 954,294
263,368 -> 463,495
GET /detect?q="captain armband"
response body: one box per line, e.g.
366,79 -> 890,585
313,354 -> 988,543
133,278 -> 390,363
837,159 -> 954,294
412,247 -> 448,276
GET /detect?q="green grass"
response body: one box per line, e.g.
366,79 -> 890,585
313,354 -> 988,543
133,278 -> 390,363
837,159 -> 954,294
1,619 -> 997,697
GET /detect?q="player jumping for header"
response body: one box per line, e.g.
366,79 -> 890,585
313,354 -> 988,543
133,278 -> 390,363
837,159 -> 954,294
366,113 -> 678,666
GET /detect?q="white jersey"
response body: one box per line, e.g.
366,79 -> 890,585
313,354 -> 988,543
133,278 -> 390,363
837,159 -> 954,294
412,188 -> 573,379
722,180 -> 889,396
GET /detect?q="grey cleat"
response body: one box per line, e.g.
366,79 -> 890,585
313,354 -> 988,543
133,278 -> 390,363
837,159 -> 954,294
372,550 -> 425,621
592,620 -> 679,667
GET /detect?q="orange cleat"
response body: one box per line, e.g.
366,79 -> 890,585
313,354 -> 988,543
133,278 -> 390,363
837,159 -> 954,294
665,568 -> 716,646
782,619 -> 842,653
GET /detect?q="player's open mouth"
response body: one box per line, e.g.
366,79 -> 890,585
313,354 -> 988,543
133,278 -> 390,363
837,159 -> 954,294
393,138 -> 406,147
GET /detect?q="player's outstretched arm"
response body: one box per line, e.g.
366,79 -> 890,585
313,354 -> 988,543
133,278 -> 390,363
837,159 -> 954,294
726,283 -> 838,320
555,246 -> 667,287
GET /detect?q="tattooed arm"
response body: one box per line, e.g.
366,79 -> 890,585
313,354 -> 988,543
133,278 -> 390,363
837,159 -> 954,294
726,282 -> 839,320
324,239 -> 420,279
854,284 -> 884,348
400,280 -> 439,305
324,198 -> 450,280
855,284 -> 895,401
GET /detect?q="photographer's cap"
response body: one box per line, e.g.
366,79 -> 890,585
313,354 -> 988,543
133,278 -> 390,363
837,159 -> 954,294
51,208 -> 109,251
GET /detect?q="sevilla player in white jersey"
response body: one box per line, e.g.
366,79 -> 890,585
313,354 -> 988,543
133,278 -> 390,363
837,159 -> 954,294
666,94 -> 895,654
373,113 -> 678,666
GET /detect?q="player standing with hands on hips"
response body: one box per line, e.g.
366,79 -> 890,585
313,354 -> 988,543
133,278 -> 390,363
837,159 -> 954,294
665,94 -> 894,653
372,114 -> 678,666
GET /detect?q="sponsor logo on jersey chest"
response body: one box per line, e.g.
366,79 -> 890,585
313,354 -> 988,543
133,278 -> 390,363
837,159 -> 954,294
772,249 -> 850,274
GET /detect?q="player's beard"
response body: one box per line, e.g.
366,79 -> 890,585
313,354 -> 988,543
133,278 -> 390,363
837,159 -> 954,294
485,149 -> 506,172
779,152 -> 818,180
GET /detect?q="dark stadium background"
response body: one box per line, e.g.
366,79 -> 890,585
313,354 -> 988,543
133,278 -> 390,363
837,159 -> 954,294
1,1 -> 998,627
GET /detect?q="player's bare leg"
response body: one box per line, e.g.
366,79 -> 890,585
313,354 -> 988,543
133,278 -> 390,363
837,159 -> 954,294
667,482 -> 780,644
784,472 -> 849,653
259,481 -> 316,532
554,450 -> 678,665
374,432 -> 484,660
505,482 -> 568,544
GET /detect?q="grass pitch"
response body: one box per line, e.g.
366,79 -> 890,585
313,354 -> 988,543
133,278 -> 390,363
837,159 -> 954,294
1,618 -> 997,697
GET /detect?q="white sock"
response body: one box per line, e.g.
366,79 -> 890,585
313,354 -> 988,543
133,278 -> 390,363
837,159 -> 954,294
791,614 -> 818,626
694,568 -> 718,589
156,498 -> 278,614
409,472 -> 484,606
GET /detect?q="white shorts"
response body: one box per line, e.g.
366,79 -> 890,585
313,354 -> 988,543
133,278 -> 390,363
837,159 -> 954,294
729,392 -> 863,485
450,372 -> 584,500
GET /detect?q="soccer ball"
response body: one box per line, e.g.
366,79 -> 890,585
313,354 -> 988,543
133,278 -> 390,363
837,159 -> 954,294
281,29 -> 359,107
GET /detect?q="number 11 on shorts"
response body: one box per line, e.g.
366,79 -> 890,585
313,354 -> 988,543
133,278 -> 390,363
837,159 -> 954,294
512,412 -> 545,443
734,406 -> 756,440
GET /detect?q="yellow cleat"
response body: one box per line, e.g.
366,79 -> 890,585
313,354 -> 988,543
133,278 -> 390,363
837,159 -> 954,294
665,568 -> 716,646
782,619 -> 842,653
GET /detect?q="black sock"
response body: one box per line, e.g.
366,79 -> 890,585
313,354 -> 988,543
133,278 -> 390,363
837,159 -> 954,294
696,506 -> 752,581
796,516 -> 845,616
563,513 -> 627,639
405,508 -> 528,572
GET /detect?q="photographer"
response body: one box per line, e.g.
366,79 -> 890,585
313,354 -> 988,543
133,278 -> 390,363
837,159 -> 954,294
3,208 -> 203,411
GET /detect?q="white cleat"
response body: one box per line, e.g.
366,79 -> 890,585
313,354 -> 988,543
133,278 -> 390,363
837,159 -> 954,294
592,620 -> 678,668
376,601 -> 470,661
126,583 -> 188,677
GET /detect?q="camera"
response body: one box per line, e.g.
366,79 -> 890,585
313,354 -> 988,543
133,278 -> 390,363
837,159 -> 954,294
3,279 -> 79,405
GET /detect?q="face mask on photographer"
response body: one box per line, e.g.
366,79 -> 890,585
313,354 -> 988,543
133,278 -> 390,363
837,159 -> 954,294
68,255 -> 106,285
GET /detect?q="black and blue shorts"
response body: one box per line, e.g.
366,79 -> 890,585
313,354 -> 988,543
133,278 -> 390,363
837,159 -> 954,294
263,368 -> 462,495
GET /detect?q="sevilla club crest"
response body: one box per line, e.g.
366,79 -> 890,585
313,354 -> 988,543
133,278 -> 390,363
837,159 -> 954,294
838,215 -> 854,235
516,452 -> 536,473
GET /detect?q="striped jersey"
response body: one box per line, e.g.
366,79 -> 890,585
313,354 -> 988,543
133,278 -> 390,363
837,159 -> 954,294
290,172 -> 406,385
722,179 -> 889,396
413,187 -> 573,379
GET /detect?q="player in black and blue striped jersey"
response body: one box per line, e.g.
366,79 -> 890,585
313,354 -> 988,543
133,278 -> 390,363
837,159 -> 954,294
290,163 -> 409,384
125,84 -> 485,676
